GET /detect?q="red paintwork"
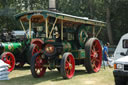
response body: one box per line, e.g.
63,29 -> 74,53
90,40 -> 102,72
1,52 -> 15,72
31,39 -> 44,49
65,54 -> 75,78
35,55 -> 46,77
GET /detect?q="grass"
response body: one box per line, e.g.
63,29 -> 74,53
0,65 -> 115,85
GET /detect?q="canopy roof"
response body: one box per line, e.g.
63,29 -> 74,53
15,10 -> 105,26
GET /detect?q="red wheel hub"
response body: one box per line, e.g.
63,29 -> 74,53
35,55 -> 46,77
65,54 -> 75,78
90,40 -> 102,72
1,52 -> 15,72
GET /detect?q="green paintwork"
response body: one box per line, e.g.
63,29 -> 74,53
72,49 -> 86,59
62,42 -> 72,52
62,41 -> 86,59
78,25 -> 88,48
2,43 -> 22,52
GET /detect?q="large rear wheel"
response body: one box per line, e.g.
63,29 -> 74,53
85,38 -> 102,73
31,53 -> 47,78
60,52 -> 75,79
1,52 -> 15,72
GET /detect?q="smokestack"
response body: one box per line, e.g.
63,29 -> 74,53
49,0 -> 56,11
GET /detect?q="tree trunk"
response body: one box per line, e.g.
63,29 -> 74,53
106,7 -> 113,44
89,0 -> 93,19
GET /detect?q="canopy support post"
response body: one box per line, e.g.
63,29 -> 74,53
61,20 -> 63,40
92,26 -> 95,37
96,27 -> 102,37
29,19 -> 31,39
45,18 -> 48,38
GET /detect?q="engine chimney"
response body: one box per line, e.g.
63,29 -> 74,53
49,0 -> 56,11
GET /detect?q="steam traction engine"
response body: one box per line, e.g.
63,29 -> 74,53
0,25 -> 42,72
15,10 -> 105,79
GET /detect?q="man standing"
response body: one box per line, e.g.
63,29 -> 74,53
103,42 -> 112,68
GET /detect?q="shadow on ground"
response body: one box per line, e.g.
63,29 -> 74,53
14,66 -> 30,70
1,66 -> 89,85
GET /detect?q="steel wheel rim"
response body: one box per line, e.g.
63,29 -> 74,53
65,54 -> 75,78
35,55 -> 46,77
2,53 -> 15,72
90,40 -> 102,72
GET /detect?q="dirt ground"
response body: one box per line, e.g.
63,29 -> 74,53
0,65 -> 115,85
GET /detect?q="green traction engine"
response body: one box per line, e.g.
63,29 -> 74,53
0,38 -> 42,72
0,28 -> 44,72
15,10 -> 105,79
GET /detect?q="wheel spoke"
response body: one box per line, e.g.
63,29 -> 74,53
91,49 -> 94,54
96,50 -> 99,53
95,58 -> 100,62
91,54 -> 94,57
94,64 -> 96,69
32,54 -> 47,77
91,57 -> 94,62
92,60 -> 96,68
1,53 -> 15,72
5,57 -> 10,64
65,61 -> 69,69
94,42 -> 97,48
67,69 -> 70,75
69,58 -> 72,63
65,66 -> 69,69
35,49 -> 38,52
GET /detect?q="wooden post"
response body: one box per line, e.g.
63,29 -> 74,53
49,18 -> 57,38
96,27 -> 102,37
29,19 -> 31,38
45,18 -> 48,38
92,26 -> 95,37
20,20 -> 28,38
61,20 -> 63,40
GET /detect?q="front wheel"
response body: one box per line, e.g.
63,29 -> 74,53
30,53 -> 47,78
27,44 -> 40,64
1,52 -> 15,72
85,38 -> 102,73
60,52 -> 75,79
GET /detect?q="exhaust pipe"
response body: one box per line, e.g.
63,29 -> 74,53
49,0 -> 57,11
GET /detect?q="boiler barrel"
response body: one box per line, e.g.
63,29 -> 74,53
1,43 -> 22,52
